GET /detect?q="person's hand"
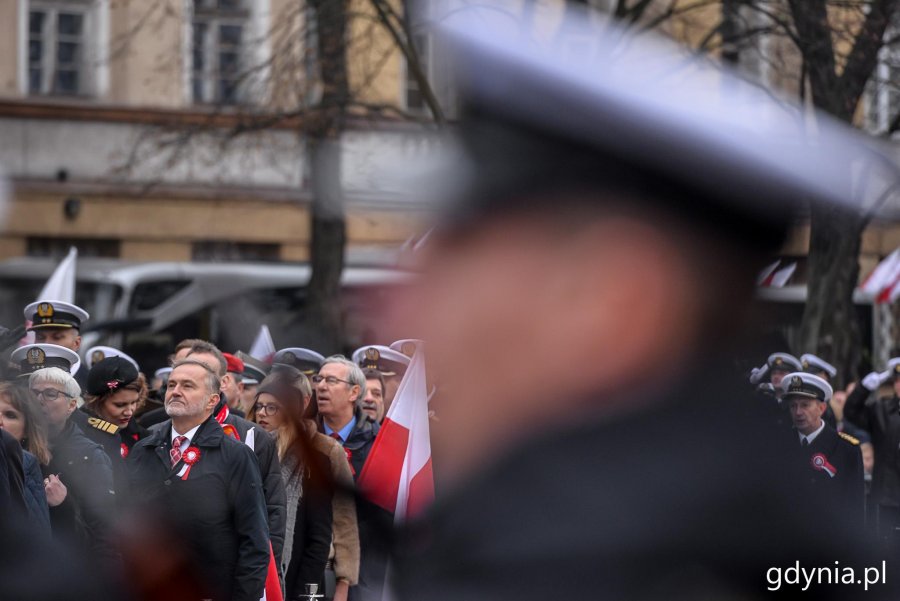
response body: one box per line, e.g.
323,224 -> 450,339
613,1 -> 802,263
749,364 -> 769,385
333,580 -> 350,601
0,325 -> 25,353
44,474 -> 67,507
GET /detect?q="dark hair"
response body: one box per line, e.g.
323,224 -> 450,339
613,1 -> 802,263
250,372 -> 311,465
363,368 -> 385,395
0,382 -> 51,465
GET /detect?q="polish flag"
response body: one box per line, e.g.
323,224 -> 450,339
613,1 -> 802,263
249,325 -> 276,362
357,343 -> 434,521
757,259 -> 797,288
23,246 -> 78,346
260,542 -> 283,601
860,249 -> 900,304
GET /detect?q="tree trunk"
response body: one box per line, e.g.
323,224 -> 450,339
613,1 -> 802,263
788,0 -> 893,382
798,205 -> 867,387
303,0 -> 351,354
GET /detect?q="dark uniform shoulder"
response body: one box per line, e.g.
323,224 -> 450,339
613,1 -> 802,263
86,416 -> 119,436
838,431 -> 860,446
72,410 -> 119,437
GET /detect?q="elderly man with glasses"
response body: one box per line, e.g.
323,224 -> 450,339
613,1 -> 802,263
29,366 -> 119,572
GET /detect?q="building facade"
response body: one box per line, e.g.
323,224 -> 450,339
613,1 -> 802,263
0,0 -> 450,263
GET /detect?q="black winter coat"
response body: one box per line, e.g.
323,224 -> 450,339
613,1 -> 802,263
791,424 -> 865,531
44,419 -> 119,571
284,448 -> 334,600
127,415 -> 270,601
70,408 -> 129,499
844,385 -> 900,507
218,403 -> 288,567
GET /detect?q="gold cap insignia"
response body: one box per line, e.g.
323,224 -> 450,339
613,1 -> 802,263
26,348 -> 46,366
790,375 -> 803,390
365,348 -> 380,362
91,350 -> 106,364
401,342 -> 416,357
774,358 -> 783,366
36,303 -> 54,318
802,360 -> 809,369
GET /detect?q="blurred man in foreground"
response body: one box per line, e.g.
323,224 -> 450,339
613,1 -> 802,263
389,4 -> 900,600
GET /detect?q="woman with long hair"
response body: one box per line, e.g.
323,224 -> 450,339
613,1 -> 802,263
0,381 -> 51,536
249,368 -> 359,601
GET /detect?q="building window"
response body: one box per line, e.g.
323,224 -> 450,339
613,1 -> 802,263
191,241 -> 280,262
27,237 -> 120,258
191,0 -> 250,104
28,2 -> 92,96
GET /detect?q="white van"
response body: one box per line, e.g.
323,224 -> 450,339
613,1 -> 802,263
0,257 -> 409,372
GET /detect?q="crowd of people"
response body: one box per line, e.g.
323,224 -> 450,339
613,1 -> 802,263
748,351 -> 900,541
0,298 -> 416,601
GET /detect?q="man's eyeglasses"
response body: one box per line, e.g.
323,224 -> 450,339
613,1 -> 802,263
311,375 -> 353,387
254,403 -> 280,417
31,388 -> 74,402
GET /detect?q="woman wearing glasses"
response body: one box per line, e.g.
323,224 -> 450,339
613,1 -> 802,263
28,367 -> 119,570
250,369 -> 360,601
0,382 -> 51,536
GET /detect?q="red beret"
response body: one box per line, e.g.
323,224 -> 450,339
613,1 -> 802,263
223,353 -> 245,375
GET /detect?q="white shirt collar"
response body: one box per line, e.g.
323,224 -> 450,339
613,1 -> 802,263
798,419 -> 827,445
171,423 -> 202,446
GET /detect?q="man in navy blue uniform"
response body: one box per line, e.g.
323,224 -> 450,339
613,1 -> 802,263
783,372 -> 865,530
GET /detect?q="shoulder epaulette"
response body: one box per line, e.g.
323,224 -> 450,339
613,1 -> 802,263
838,431 -> 860,446
87,417 -> 119,435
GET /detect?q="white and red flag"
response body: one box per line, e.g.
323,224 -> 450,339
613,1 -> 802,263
23,246 -> 78,346
860,249 -> 900,304
757,259 -> 797,288
249,325 -> 276,362
358,343 -> 434,521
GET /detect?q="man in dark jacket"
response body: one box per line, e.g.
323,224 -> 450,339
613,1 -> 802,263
387,5 -> 898,601
127,359 -> 269,601
845,358 -> 900,542
182,343 -> 287,567
783,372 -> 864,530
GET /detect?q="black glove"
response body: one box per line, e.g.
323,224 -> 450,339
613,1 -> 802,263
0,325 -> 26,354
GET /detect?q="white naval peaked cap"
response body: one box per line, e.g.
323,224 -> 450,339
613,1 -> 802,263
390,339 -> 423,358
781,372 -> 833,403
24,300 -> 89,330
85,346 -> 140,372
351,345 -> 410,377
887,357 -> 900,377
11,343 -> 80,375
432,1 -> 900,228
767,353 -> 802,372
799,354 -> 837,380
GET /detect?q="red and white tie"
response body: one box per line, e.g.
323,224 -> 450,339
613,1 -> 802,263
171,435 -> 187,466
